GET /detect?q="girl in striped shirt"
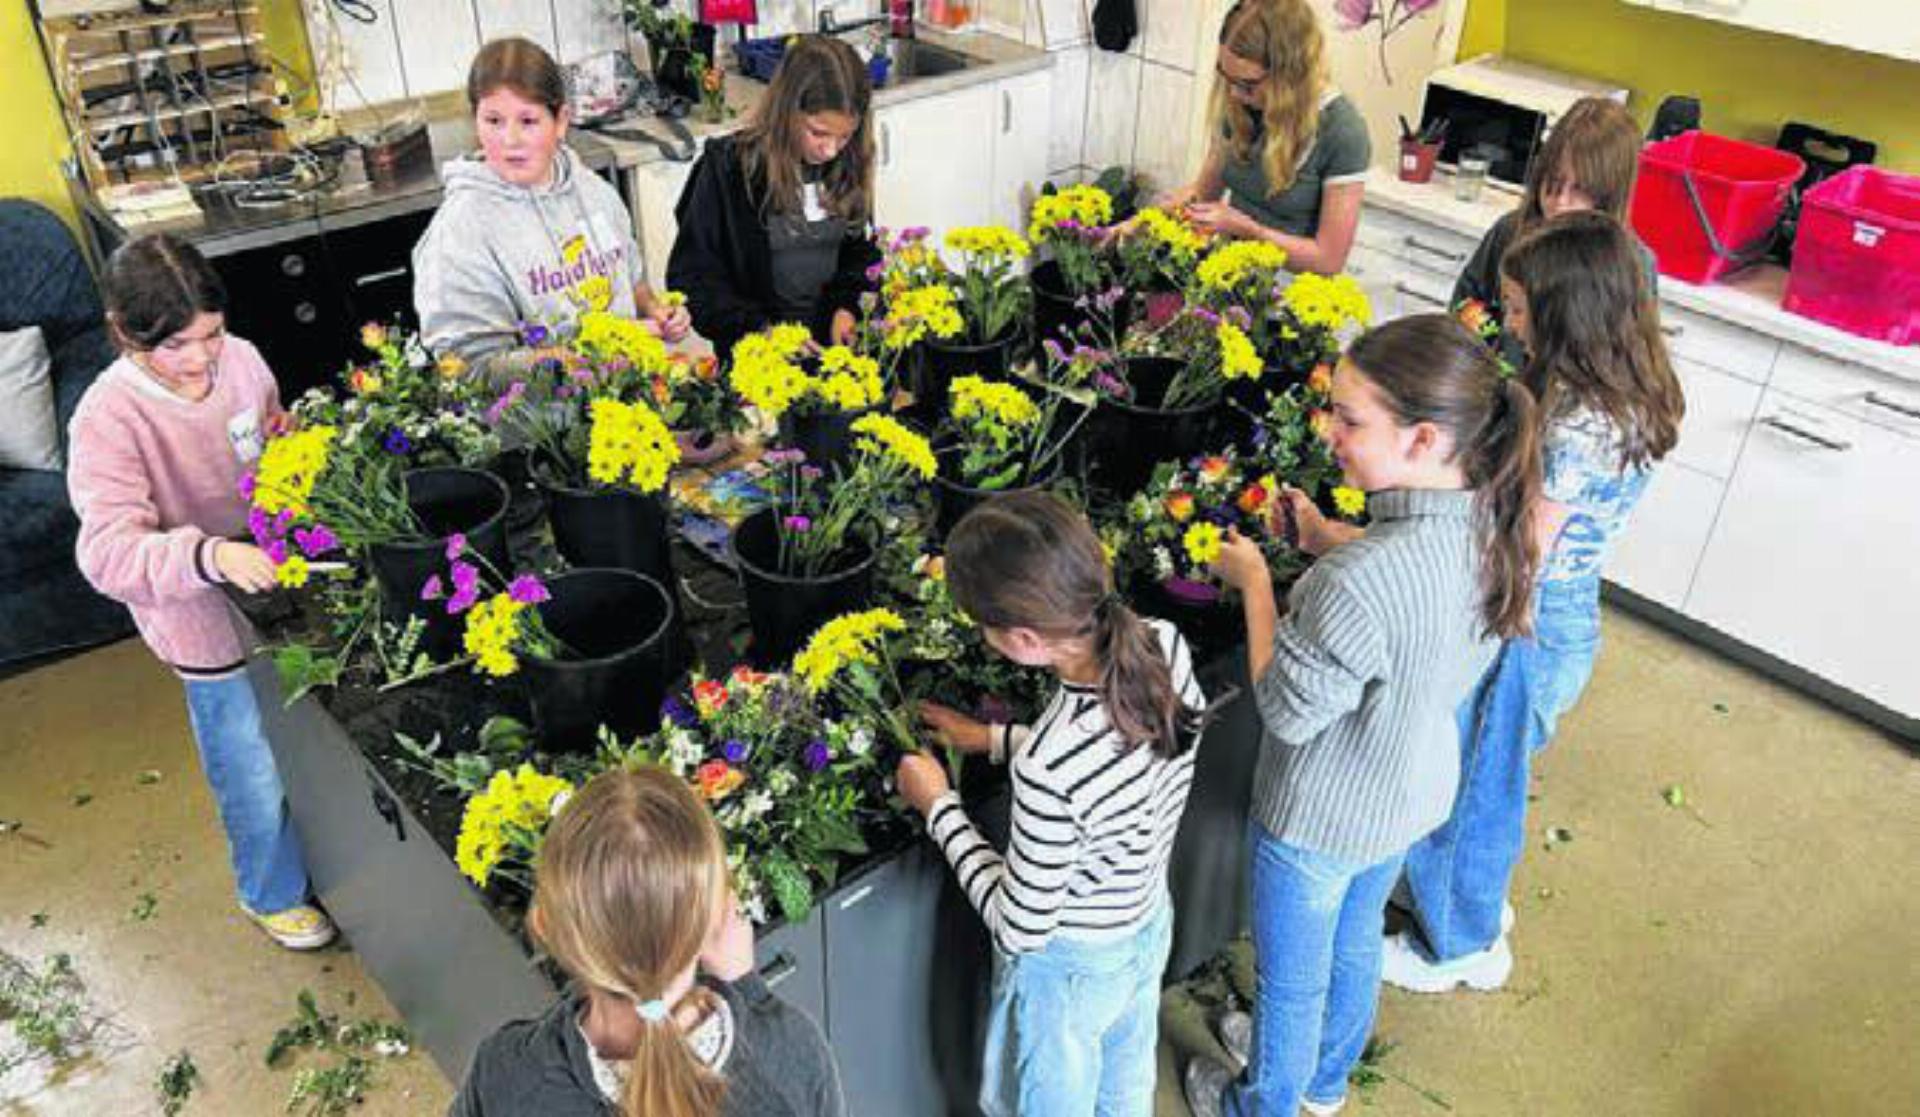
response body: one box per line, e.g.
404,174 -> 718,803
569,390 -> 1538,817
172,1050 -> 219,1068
896,491 -> 1208,1117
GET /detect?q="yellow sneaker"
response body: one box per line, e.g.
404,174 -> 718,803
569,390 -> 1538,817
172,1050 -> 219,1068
244,903 -> 337,950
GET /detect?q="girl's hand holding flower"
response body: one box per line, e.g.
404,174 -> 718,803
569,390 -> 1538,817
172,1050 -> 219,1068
896,751 -> 952,815
919,701 -> 994,755
1210,527 -> 1270,594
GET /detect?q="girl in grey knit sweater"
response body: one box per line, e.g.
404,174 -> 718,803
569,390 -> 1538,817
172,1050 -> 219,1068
1187,314 -> 1544,1117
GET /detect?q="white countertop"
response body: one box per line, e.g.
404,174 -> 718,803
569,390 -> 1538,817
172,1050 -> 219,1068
1363,168 -> 1920,384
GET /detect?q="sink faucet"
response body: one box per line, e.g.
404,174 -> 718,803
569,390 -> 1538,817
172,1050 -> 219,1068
817,4 -> 890,34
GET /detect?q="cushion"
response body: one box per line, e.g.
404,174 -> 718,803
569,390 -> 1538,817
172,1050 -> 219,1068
0,325 -> 63,471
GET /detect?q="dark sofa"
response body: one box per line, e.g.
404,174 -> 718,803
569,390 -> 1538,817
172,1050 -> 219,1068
0,199 -> 133,668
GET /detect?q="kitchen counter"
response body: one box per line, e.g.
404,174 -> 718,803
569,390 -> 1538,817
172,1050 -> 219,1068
1363,168 -> 1920,384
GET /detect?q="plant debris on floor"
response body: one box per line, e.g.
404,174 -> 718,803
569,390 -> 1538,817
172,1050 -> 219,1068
0,950 -> 112,1079
266,989 -> 412,1117
156,1050 -> 199,1115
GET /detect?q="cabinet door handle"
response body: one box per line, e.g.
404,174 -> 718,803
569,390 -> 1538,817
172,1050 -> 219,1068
1404,236 -> 1466,265
353,265 -> 408,287
880,123 -> 891,167
1002,89 -> 1012,134
1393,282 -> 1448,310
759,951 -> 797,987
1761,415 -> 1851,452
1864,391 -> 1920,420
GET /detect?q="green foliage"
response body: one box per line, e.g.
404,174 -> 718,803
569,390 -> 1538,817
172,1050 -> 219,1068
265,990 -> 411,1117
0,950 -> 105,1075
157,1050 -> 200,1115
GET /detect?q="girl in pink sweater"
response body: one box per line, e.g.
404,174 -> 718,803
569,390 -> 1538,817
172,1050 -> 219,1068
67,234 -> 333,950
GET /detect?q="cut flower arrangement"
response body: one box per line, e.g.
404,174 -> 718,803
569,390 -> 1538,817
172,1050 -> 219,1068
1029,183 -> 1116,296
728,323 -> 887,422
762,413 -> 936,576
1115,451 -> 1301,592
936,374 -> 1087,490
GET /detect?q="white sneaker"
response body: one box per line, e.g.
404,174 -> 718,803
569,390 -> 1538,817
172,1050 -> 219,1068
1379,930 -> 1512,993
1302,1095 -> 1347,1116
1503,901 -> 1516,936
1183,1057 -> 1233,1117
1217,1009 -> 1252,1075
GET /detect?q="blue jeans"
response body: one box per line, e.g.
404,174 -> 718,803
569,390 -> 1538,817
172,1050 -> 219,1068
1403,577 -> 1601,961
1225,826 -> 1404,1116
980,897 -> 1173,1117
182,671 -> 311,915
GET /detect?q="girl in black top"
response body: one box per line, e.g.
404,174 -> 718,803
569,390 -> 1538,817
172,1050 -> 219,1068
667,35 -> 881,358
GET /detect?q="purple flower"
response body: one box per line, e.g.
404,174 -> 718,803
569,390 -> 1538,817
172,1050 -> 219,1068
1192,306 -> 1222,327
507,574 -> 550,604
272,509 -> 296,535
783,514 -> 812,533
661,695 -> 698,728
865,262 -> 885,283
446,534 -> 468,562
1094,370 -> 1128,399
485,381 -> 527,427
722,739 -> 749,764
420,574 -> 445,601
803,740 -> 832,772
1094,287 -> 1127,313
383,428 -> 412,455
1226,305 -> 1254,330
446,586 -> 479,615
800,465 -> 824,482
1333,0 -> 1376,30
519,322 -> 550,347
762,447 -> 807,467
294,524 -> 338,558
1042,338 -> 1068,366
238,471 -> 258,501
264,538 -> 289,565
247,507 -> 272,545
451,561 -> 479,594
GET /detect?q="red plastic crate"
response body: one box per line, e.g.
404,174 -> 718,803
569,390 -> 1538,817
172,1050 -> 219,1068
1630,131 -> 1804,285
1784,166 -> 1920,346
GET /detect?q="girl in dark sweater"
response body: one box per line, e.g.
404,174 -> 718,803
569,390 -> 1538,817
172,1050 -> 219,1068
667,35 -> 881,358
451,768 -> 845,1117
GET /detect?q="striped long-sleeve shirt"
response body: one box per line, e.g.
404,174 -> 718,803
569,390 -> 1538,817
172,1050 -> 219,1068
926,619 -> 1207,956
1251,488 -> 1501,863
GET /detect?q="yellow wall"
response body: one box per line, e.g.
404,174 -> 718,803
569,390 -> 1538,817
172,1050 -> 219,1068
0,1 -> 314,229
1468,0 -> 1920,173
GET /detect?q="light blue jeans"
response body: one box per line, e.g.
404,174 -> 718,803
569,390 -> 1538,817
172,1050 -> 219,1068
980,897 -> 1174,1117
1403,576 -> 1602,960
182,671 -> 311,915
1225,826 -> 1404,1117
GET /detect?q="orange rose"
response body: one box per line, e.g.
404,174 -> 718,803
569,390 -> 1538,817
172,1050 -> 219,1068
694,355 -> 720,382
651,376 -> 672,405
1164,492 -> 1195,523
1306,363 -> 1334,395
695,760 -> 744,801
1198,456 -> 1232,485
692,679 -> 730,717
1236,481 -> 1268,515
347,368 -> 383,396
729,665 -> 770,687
1309,409 -> 1334,441
1457,299 -> 1493,334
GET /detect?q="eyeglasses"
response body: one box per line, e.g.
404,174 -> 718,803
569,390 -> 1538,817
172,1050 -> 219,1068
1215,64 -> 1266,99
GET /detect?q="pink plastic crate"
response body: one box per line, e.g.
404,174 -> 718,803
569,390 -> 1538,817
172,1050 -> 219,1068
1630,131 -> 1804,285
1784,166 -> 1920,346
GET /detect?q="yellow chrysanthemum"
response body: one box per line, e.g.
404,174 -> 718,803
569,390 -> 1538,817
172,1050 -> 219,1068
1332,486 -> 1368,519
883,285 -> 965,350
1028,184 -> 1114,241
455,763 -> 572,886
850,413 -> 937,479
1282,273 -> 1373,331
585,397 -> 680,492
575,310 -> 669,373
1196,241 -> 1289,292
950,375 -> 1039,428
253,425 -> 338,516
1133,206 -> 1209,261
792,609 -> 907,693
463,593 -> 529,677
1217,321 -> 1263,381
274,554 -> 310,588
946,225 -> 1031,259
729,324 -> 815,418
1183,521 -> 1224,567
815,346 -> 884,411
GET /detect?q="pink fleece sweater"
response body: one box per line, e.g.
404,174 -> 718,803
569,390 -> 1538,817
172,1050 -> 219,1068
66,337 -> 282,673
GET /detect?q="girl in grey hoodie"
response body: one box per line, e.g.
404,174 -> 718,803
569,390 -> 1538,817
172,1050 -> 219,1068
413,38 -> 688,380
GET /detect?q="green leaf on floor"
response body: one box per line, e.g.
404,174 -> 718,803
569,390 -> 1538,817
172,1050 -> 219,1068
264,989 -> 413,1115
0,949 -> 109,1075
29,912 -> 48,929
70,792 -> 93,808
1662,783 -> 1686,807
131,892 -> 158,921
135,769 -> 163,786
157,1050 -> 199,1115
1542,825 -> 1574,850
1712,701 -> 1730,714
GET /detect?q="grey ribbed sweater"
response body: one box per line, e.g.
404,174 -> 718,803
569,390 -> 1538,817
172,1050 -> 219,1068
1250,489 -> 1500,863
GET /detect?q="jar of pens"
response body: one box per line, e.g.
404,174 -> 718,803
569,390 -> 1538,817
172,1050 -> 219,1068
1397,114 -> 1446,185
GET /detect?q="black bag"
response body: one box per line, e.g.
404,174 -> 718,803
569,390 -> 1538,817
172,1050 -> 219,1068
1093,0 -> 1137,52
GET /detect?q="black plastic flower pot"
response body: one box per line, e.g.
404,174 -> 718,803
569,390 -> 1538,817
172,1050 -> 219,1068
520,569 -> 675,753
910,330 -> 1021,426
1131,570 -> 1245,663
1030,259 -> 1131,350
729,507 -> 877,668
777,407 -> 873,475
487,446 -> 548,534
931,445 -> 1063,541
649,23 -> 717,101
366,467 -> 512,659
1079,357 -> 1225,496
536,464 -> 675,589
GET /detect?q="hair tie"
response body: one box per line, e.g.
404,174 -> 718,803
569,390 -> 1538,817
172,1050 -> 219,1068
1096,591 -> 1124,618
635,998 -> 670,1023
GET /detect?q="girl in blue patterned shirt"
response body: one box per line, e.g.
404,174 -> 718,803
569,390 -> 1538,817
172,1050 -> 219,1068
1386,210 -> 1686,991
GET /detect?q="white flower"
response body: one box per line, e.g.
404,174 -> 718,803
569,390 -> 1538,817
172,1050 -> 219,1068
767,768 -> 797,797
373,1039 -> 410,1058
1152,546 -> 1175,581
741,790 -> 774,823
847,727 -> 874,758
667,728 -> 703,775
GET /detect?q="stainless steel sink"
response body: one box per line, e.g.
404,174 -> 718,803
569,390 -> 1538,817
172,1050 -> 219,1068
885,40 -> 979,80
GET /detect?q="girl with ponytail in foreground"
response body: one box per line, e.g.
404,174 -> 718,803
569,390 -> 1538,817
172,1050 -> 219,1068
450,767 -> 845,1117
1186,314 -> 1544,1117
895,491 -> 1209,1116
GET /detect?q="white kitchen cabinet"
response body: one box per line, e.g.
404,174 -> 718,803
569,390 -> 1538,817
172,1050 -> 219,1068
1669,356 -> 1765,479
989,70 -> 1053,231
1606,462 -> 1727,611
630,158 -> 696,294
1619,0 -> 1920,64
1687,387 -> 1920,718
874,84 -> 998,247
1342,241 -> 1403,326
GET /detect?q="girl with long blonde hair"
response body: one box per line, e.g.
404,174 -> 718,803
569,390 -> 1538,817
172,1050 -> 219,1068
451,767 -> 846,1117
1167,0 -> 1372,274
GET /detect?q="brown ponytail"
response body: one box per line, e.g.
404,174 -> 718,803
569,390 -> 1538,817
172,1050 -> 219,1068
531,768 -> 730,1117
947,492 -> 1198,757
1346,315 -> 1544,639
